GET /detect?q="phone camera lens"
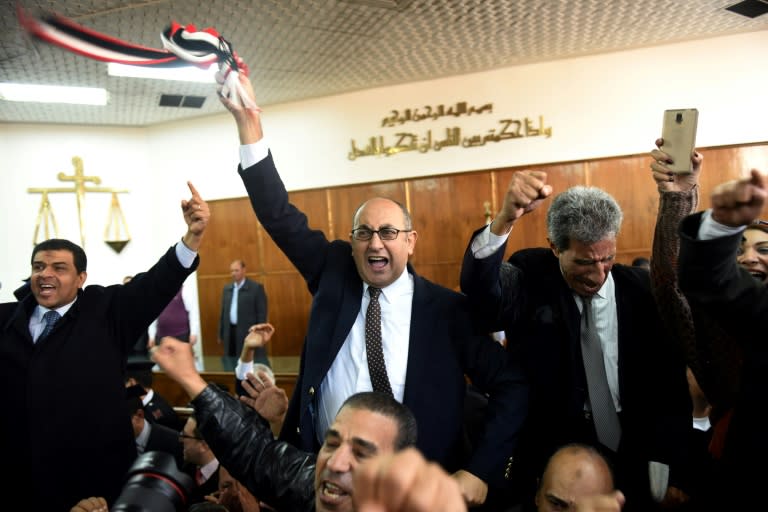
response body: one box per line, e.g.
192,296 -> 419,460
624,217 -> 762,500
675,113 -> 683,123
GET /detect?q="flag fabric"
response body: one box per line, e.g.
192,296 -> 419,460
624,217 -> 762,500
17,6 -> 260,110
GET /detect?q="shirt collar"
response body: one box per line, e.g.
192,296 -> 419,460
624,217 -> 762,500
573,271 -> 614,305
34,297 -> 77,321
364,267 -> 413,303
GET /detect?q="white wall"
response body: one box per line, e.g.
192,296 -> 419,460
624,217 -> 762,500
2,31 -> 767,306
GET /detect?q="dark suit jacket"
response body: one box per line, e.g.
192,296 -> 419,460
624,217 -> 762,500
678,212 -> 768,502
237,152 -> 528,484
219,277 -> 268,363
460,236 -> 690,509
0,246 -> 198,511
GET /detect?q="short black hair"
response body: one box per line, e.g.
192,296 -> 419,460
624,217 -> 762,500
339,391 -> 418,450
31,238 -> 87,273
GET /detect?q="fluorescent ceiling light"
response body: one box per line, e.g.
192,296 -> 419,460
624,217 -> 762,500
0,83 -> 108,105
107,63 -> 217,83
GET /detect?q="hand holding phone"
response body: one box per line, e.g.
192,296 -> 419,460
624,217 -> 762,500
661,108 -> 698,174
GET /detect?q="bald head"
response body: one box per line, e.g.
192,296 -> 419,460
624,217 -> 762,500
535,444 -> 614,512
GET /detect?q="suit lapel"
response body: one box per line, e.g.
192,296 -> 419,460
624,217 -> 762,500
403,269 -> 427,404
9,299 -> 36,343
325,266 -> 363,373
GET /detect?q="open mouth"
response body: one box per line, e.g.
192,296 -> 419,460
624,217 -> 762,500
368,255 -> 388,270
318,480 -> 350,506
748,270 -> 766,281
38,283 -> 56,295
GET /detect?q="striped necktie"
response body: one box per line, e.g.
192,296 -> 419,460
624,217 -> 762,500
581,296 -> 622,452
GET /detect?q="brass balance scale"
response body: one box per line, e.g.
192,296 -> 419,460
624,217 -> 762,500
28,156 -> 131,253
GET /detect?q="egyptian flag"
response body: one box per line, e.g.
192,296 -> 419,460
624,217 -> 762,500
17,5 -> 260,109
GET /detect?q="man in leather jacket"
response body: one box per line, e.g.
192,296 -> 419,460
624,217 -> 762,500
152,336 -> 465,512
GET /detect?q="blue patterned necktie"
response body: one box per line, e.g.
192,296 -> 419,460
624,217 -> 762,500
365,287 -> 393,397
38,310 -> 61,341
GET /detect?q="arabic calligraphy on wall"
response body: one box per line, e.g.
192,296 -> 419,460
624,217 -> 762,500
348,116 -> 552,161
381,101 -> 493,127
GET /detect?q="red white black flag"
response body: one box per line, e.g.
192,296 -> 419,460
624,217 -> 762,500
17,5 -> 259,109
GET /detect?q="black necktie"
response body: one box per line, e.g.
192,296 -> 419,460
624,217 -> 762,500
38,310 -> 61,342
365,287 -> 393,396
581,297 -> 622,452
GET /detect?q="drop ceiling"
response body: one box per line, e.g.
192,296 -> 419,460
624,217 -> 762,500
1,0 -> 766,127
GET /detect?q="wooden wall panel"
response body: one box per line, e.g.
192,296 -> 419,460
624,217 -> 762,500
193,141 -> 768,389
494,162 -> 587,261
197,199 -> 261,275
261,189 -> 330,271
408,172 -> 493,270
261,272 -> 312,357
153,370 -> 298,408
416,262 -> 463,292
696,145 -> 768,213
198,274 -> 228,357
589,155 -> 659,264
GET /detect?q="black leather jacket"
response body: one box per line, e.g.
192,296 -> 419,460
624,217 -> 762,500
192,385 -> 316,511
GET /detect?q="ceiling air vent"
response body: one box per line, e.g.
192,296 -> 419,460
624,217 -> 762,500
725,0 -> 768,18
158,94 -> 206,108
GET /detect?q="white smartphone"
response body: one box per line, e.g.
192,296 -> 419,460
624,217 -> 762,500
661,108 -> 699,174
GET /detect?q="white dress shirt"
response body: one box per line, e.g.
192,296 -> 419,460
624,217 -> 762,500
239,137 -> 414,443
317,270 -> 413,442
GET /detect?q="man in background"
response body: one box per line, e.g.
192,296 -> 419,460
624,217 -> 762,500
218,259 -> 268,370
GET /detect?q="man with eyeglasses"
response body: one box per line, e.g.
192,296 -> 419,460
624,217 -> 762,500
216,69 -> 528,506
180,413 -> 221,507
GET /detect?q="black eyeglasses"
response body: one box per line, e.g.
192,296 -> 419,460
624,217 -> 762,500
179,432 -> 203,442
351,227 -> 411,241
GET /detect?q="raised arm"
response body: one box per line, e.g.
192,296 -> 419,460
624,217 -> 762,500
217,65 -> 263,145
648,138 -> 702,370
239,323 -> 275,364
180,181 -> 210,252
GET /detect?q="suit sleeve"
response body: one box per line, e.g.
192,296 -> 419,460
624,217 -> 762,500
459,226 -> 512,333
238,152 -> 331,294
118,246 -> 199,352
678,213 -> 768,339
193,385 -> 317,511
460,327 -> 528,486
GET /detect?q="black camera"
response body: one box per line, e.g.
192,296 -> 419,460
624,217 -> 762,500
112,451 -> 194,512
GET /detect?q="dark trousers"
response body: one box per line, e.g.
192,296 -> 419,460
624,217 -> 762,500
228,323 -> 238,357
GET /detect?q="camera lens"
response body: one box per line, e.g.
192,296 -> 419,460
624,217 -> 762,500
112,451 -> 194,512
675,112 -> 683,123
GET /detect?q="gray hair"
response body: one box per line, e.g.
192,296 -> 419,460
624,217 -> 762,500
546,186 -> 622,251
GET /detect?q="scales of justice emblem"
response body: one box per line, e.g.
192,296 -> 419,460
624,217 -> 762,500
28,156 -> 131,253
